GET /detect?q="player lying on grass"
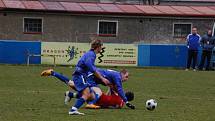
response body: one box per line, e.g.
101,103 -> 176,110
86,89 -> 134,109
66,71 -> 135,109
64,85 -> 134,109
85,68 -> 135,109
41,68 -> 135,109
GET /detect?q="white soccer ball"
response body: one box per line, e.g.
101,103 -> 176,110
146,99 -> 157,111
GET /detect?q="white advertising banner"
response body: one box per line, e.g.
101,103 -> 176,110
41,42 -> 138,66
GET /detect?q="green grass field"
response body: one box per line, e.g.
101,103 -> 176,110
0,65 -> 215,121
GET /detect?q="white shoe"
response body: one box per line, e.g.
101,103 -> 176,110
69,110 -> 85,115
64,91 -> 71,105
193,69 -> 196,71
185,68 -> 189,71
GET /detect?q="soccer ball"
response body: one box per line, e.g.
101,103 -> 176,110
146,99 -> 157,111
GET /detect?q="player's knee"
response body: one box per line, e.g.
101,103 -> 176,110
87,94 -> 95,101
82,88 -> 92,100
81,93 -> 90,100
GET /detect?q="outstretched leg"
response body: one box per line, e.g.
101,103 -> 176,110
41,69 -> 76,90
41,69 -> 70,84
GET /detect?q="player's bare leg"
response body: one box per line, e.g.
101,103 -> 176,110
41,69 -> 78,105
69,87 -> 94,115
85,87 -> 102,109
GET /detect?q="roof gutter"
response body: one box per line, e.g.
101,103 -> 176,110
1,8 -> 215,20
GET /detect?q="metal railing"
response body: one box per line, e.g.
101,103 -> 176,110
27,54 -> 56,67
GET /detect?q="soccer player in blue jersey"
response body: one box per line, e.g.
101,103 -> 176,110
68,39 -> 110,115
87,68 -> 135,109
45,40 -> 106,115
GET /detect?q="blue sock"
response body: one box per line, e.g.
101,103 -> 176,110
88,93 -> 99,105
71,97 -> 85,111
51,71 -> 70,84
76,92 -> 82,98
68,92 -> 78,98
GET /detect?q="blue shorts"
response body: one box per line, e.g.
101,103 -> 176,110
72,74 -> 90,92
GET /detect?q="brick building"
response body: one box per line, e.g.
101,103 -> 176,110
0,0 -> 215,44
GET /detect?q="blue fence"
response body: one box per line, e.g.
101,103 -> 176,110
138,44 -> 188,67
0,40 -> 208,67
0,40 -> 41,64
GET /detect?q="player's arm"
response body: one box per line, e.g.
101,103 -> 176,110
114,79 -> 127,102
212,37 -> 215,48
106,87 -> 118,96
198,35 -> 202,45
94,71 -> 109,85
200,35 -> 205,47
106,88 -> 111,95
186,34 -> 190,48
114,77 -> 135,109
85,57 -> 109,85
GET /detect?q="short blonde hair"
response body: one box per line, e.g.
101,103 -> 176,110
120,69 -> 128,75
91,39 -> 103,50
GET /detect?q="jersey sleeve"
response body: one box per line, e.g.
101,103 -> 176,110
200,35 -> 206,47
113,76 -> 128,103
85,56 -> 96,73
186,34 -> 190,46
198,34 -> 201,44
213,37 -> 215,46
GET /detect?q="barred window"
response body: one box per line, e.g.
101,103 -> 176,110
24,18 -> 42,33
98,20 -> 118,36
173,24 -> 191,37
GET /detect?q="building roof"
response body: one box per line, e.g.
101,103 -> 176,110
1,0 -> 215,17
161,0 -> 215,2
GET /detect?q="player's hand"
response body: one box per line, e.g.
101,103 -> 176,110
126,102 -> 135,109
101,78 -> 110,86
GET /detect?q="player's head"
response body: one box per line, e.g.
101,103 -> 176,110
207,29 -> 212,36
120,69 -> 129,82
125,91 -> 134,101
192,27 -> 197,35
91,39 -> 103,54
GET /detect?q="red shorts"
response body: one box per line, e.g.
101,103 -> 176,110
96,93 -> 124,108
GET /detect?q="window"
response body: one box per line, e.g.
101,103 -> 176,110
98,20 -> 118,37
23,18 -> 42,34
173,23 -> 192,37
